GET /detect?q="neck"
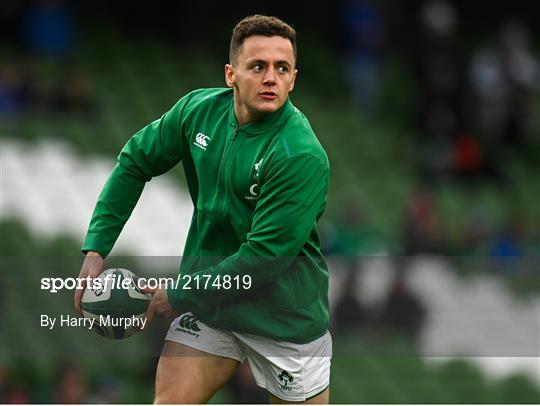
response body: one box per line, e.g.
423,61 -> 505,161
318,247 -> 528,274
233,99 -> 264,127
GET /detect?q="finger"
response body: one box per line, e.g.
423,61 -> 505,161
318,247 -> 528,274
140,285 -> 158,295
74,288 -> 84,316
75,253 -> 104,315
141,304 -> 155,332
74,272 -> 90,317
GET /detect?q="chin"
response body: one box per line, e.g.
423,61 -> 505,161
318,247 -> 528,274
256,101 -> 281,114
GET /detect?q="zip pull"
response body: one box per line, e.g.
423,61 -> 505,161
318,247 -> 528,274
233,126 -> 239,140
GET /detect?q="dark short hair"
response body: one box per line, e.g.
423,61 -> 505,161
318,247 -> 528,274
229,15 -> 297,64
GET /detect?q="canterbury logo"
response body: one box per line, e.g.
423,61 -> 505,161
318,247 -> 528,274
175,314 -> 201,337
194,133 -> 211,150
178,314 -> 201,331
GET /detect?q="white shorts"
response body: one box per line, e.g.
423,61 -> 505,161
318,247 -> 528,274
165,312 -> 332,402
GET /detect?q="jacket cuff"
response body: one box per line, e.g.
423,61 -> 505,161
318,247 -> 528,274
81,232 -> 111,257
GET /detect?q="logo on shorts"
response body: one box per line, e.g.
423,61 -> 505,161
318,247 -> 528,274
175,314 -> 201,338
278,370 -> 294,391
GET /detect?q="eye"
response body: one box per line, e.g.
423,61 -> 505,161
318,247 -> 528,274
277,66 -> 289,73
252,64 -> 263,72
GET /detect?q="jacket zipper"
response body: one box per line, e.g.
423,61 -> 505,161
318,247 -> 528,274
215,125 -> 239,220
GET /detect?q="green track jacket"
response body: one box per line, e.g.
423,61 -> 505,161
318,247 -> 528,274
82,88 -> 330,343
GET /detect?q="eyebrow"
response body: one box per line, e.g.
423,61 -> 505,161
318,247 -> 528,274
247,59 -> 293,68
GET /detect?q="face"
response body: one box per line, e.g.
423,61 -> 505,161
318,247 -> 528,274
225,35 -> 297,125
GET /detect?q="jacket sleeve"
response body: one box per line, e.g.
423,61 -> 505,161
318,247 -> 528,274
81,97 -> 188,257
168,153 -> 329,313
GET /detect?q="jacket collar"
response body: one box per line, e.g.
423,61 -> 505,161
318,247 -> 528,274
228,91 -> 294,136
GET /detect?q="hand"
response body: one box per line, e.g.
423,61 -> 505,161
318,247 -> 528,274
74,251 -> 104,316
141,287 -> 179,330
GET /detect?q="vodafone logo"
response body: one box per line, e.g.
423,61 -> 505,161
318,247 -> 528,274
245,183 -> 259,201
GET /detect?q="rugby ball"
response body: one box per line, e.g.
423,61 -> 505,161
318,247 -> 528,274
81,268 -> 151,339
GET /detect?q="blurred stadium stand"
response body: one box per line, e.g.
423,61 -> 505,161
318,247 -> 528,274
1,0 -> 539,403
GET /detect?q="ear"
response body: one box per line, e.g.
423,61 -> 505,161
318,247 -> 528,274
289,68 -> 298,92
225,64 -> 235,88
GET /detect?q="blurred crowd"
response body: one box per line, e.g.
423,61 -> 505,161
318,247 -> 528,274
342,0 -> 539,182
0,357 -> 270,404
335,0 -> 538,343
0,58 -> 96,118
1,360 -> 123,404
411,1 -> 539,185
0,0 -> 96,118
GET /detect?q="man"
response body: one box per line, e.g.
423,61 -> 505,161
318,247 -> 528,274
75,15 -> 331,404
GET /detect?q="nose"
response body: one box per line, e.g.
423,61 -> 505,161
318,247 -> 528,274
262,68 -> 276,86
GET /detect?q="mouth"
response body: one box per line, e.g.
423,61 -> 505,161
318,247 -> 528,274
259,91 -> 277,100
